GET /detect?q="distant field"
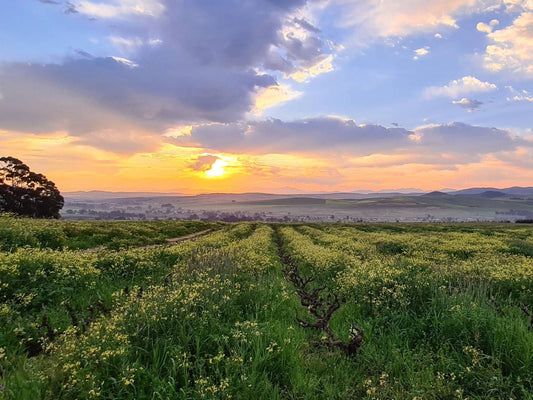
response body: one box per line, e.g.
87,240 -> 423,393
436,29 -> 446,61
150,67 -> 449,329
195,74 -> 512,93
1,216 -> 533,399
61,191 -> 533,222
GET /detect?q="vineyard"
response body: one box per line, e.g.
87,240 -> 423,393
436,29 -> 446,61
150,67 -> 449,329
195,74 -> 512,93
1,216 -> 533,399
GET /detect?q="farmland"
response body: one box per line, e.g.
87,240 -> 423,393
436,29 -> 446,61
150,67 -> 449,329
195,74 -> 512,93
1,216 -> 533,399
61,189 -> 533,223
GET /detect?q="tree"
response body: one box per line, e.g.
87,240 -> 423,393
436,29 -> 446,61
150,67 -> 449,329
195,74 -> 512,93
0,157 -> 64,218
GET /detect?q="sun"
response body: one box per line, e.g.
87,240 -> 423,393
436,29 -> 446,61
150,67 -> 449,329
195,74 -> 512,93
205,158 -> 229,178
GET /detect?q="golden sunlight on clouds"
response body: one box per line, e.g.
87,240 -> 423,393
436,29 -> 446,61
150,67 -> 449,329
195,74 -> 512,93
2,130 -> 533,195
205,158 -> 229,178
290,54 -> 335,82
484,11 -> 533,76
163,125 -> 193,138
252,85 -> 302,115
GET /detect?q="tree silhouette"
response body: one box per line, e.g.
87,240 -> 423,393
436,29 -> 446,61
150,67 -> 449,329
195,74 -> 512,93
0,157 -> 64,218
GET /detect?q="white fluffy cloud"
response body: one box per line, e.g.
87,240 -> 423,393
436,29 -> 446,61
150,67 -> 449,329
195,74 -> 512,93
483,11 -> 533,76
424,76 -> 497,98
506,86 -> 533,102
413,47 -> 430,60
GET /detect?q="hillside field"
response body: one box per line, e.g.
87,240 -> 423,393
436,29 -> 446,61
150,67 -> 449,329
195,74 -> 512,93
1,216 -> 533,399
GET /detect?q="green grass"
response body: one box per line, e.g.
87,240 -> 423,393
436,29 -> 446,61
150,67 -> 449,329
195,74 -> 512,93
0,217 -> 532,399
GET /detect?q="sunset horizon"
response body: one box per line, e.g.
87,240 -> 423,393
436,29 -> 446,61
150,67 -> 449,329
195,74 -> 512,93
1,0 -> 532,194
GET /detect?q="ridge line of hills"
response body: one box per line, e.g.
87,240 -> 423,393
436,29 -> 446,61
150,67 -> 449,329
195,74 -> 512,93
64,187 -> 533,201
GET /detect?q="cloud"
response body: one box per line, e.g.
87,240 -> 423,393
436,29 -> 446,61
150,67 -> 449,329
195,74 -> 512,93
452,98 -> 483,111
413,46 -> 430,60
506,86 -> 533,102
513,93 -> 533,102
252,85 -> 303,115
37,0 -> 79,14
109,56 -> 139,68
274,11 -> 339,81
0,0 -> 340,153
334,0 -> 502,39
476,22 -> 493,33
76,129 -> 162,154
190,154 -> 220,172
476,19 -> 500,33
293,17 -> 321,33
108,36 -> 144,54
175,117 -> 412,156
290,54 -> 335,82
503,0 -> 530,13
73,0 -> 165,19
174,117 -> 523,163
424,76 -> 497,98
0,57 -> 274,136
414,122 -> 521,156
483,11 -> 533,77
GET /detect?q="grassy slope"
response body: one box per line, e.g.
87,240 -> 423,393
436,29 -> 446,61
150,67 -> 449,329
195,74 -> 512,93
245,194 -> 533,211
0,218 -> 532,399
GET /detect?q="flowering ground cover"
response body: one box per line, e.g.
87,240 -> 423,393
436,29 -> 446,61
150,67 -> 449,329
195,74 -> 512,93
1,217 -> 532,399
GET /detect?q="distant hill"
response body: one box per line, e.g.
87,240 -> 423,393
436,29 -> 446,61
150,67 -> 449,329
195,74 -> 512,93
64,187 -> 533,202
422,191 -> 451,197
64,191 -> 182,199
476,191 -> 507,199
62,186 -> 533,222
242,197 -> 326,206
452,187 -> 533,196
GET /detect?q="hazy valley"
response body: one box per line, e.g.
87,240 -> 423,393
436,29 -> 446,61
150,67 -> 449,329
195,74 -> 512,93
62,187 -> 533,223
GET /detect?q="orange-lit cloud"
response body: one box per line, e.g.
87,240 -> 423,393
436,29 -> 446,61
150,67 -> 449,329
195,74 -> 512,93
336,0 -> 498,39
290,54 -> 335,82
252,85 -> 302,115
2,124 -> 532,195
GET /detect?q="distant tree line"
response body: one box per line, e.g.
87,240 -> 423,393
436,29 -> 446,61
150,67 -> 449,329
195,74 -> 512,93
0,157 -> 64,218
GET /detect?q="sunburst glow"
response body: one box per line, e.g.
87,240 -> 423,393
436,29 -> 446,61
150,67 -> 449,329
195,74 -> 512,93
205,159 -> 229,178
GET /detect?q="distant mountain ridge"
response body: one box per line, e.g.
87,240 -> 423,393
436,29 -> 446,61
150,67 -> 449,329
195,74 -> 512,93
452,187 -> 533,196
63,187 -> 533,200
64,190 -> 183,199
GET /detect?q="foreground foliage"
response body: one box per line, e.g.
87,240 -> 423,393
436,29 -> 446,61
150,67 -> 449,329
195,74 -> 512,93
1,217 -> 532,399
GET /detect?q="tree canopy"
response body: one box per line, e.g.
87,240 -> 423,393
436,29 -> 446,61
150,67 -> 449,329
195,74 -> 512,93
0,157 -> 64,218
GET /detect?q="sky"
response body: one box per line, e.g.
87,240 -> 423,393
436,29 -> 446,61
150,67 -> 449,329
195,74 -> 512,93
0,0 -> 532,194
